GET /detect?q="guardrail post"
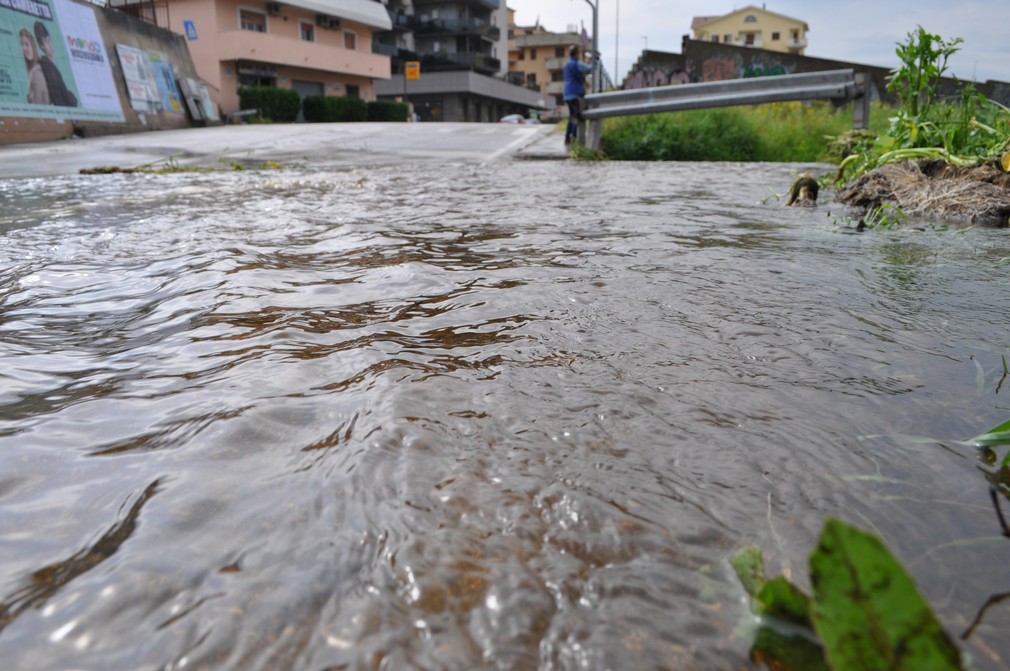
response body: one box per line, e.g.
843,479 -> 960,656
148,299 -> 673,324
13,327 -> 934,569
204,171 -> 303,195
852,72 -> 870,130
586,119 -> 601,152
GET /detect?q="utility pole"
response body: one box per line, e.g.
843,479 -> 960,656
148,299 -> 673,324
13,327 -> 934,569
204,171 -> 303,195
582,0 -> 601,149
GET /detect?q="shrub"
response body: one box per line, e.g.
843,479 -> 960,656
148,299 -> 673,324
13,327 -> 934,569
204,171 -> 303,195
303,96 -> 368,122
367,100 -> 409,122
602,108 -> 766,161
238,86 -> 300,123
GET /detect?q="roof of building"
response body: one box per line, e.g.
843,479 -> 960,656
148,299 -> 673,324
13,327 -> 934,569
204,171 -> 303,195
691,5 -> 809,32
282,0 -> 392,30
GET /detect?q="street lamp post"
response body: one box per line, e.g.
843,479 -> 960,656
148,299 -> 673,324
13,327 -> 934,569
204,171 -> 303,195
581,0 -> 601,150
583,0 -> 600,93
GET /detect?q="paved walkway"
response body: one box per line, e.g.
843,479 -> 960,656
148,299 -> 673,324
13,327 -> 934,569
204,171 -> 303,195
0,122 -> 571,179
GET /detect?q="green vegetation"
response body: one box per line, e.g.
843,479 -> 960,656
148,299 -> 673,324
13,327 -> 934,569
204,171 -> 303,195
238,86 -> 301,123
601,100 -> 888,163
303,95 -> 368,122
836,27 -> 1010,184
734,519 -> 964,671
367,99 -> 409,122
598,26 -> 1010,178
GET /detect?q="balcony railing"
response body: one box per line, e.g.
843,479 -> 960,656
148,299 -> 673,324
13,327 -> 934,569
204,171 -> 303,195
788,37 -> 808,49
416,17 -> 499,40
420,51 -> 501,74
387,11 -> 419,31
413,0 -> 499,9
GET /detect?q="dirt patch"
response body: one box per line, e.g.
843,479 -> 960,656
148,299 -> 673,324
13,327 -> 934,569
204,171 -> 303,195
836,158 -> 1010,226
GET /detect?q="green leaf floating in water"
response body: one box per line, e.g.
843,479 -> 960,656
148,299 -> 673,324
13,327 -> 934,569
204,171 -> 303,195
757,576 -> 813,627
809,518 -> 963,671
971,417 -> 1010,448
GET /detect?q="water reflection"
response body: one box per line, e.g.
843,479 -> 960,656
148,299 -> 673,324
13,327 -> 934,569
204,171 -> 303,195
2,161 -> 1010,669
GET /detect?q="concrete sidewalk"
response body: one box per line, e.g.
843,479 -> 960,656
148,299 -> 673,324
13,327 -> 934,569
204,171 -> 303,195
0,122 -> 570,179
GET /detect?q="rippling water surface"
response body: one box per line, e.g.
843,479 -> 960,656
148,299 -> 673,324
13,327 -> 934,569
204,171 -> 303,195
3,159 -> 1010,670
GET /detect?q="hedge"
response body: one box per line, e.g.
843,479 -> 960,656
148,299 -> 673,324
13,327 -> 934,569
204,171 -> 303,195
303,95 -> 368,122
367,100 -> 409,122
237,87 -> 300,123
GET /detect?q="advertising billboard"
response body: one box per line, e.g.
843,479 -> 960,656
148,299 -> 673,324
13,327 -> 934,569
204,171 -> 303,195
0,0 -> 124,121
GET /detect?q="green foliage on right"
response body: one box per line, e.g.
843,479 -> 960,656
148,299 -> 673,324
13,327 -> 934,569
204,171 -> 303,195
303,95 -> 368,123
835,26 -> 1010,184
733,518 -> 963,671
238,86 -> 301,123
810,519 -> 963,671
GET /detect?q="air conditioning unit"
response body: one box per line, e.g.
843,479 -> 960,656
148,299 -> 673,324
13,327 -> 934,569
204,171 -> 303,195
266,2 -> 281,15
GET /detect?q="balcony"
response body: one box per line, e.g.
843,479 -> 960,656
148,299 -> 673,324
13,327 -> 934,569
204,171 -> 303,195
545,56 -> 566,71
546,81 -> 563,96
387,11 -> 419,32
215,29 -> 391,79
413,0 -> 499,10
788,37 -> 808,50
416,17 -> 499,41
420,50 -> 500,75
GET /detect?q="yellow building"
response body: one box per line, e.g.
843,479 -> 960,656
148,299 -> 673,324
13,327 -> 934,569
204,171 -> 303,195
691,5 -> 808,55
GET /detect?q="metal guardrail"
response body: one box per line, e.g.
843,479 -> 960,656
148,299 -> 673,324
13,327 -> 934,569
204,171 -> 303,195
580,69 -> 868,150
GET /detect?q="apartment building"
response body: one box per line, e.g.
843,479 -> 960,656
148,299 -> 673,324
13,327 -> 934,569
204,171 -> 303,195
692,5 -> 808,55
508,12 -> 594,117
373,0 -> 548,122
160,0 -> 393,116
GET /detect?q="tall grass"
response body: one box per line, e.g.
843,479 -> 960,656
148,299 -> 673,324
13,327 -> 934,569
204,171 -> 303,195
601,100 -> 893,162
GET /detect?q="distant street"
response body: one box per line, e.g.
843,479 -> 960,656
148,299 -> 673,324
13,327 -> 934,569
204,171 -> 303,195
0,122 -> 565,179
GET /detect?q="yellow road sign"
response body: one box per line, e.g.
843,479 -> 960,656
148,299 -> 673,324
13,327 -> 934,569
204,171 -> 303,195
405,61 -> 420,81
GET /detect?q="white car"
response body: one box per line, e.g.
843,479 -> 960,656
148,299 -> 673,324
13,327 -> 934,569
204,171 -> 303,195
499,114 -> 542,124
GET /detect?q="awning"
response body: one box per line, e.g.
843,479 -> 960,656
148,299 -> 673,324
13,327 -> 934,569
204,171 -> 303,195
279,0 -> 392,30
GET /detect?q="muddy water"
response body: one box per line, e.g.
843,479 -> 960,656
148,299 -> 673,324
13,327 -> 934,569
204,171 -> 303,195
2,160 -> 1010,670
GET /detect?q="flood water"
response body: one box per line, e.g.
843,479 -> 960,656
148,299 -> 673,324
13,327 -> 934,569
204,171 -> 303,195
2,158 -> 1010,670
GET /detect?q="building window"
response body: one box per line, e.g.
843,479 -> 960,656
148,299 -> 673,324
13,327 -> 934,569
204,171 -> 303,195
710,35 -> 718,43
530,48 -> 537,59
526,73 -> 536,87
745,32 -> 755,45
240,9 -> 266,32
555,47 -> 564,57
518,50 -> 525,60
346,84 -> 360,98
744,14 -> 757,23
724,34 -> 732,43
771,31 -> 781,41
343,31 -> 356,50
300,21 -> 314,42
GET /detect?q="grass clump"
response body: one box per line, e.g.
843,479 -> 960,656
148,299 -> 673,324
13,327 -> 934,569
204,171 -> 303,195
601,101 -> 892,163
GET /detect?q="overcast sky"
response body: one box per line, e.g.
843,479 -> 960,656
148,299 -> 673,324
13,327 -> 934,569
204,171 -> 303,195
506,1 -> 1010,86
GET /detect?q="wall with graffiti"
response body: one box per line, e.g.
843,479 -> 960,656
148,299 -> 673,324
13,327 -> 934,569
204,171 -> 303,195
621,38 -> 1010,108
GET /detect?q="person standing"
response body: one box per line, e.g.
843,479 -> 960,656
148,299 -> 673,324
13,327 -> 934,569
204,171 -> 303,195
563,45 -> 593,145
19,28 -> 50,106
34,22 -> 78,107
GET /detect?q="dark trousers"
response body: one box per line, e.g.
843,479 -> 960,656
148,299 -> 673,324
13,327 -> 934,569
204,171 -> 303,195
565,97 -> 584,142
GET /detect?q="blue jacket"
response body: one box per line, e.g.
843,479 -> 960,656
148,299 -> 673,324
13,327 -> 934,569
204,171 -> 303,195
563,57 -> 593,101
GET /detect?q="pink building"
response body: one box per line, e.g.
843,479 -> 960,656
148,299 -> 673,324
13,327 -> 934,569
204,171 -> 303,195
162,0 -> 392,116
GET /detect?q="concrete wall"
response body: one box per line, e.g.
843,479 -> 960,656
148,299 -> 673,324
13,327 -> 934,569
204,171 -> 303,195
1,1 -> 200,145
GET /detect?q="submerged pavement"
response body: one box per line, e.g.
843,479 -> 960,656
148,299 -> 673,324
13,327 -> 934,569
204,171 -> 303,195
0,122 -> 569,179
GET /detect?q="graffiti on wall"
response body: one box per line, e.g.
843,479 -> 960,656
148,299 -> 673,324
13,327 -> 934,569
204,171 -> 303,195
625,51 -> 794,89
0,0 -> 124,121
